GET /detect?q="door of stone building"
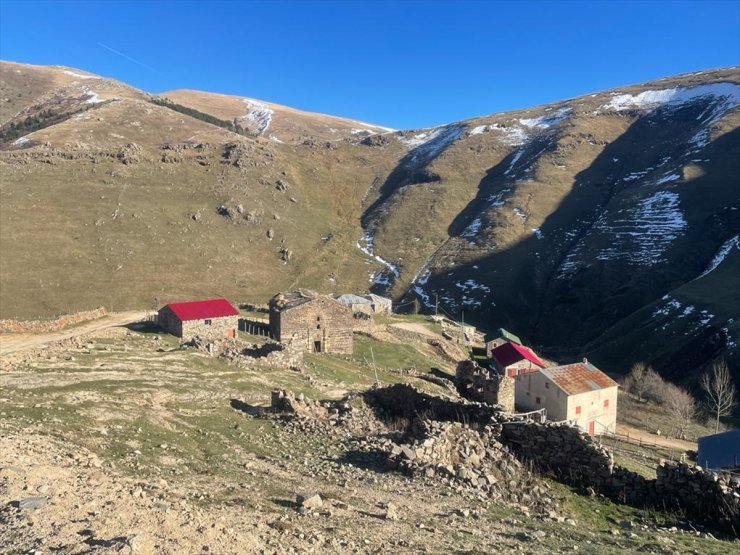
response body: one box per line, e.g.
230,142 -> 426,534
314,340 -> 322,353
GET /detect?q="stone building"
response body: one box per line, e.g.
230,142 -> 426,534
158,298 -> 239,343
485,328 -> 522,358
335,293 -> 374,316
364,293 -> 392,314
514,360 -> 619,435
490,341 -> 546,377
269,290 -> 353,354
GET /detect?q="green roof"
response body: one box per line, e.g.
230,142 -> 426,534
487,328 -> 521,345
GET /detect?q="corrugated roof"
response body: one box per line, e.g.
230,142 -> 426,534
165,298 -> 238,322
487,328 -> 522,345
540,362 -> 618,395
491,341 -> 545,368
336,293 -> 371,305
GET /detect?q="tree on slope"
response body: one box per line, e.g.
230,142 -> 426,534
664,384 -> 697,440
700,358 -> 737,433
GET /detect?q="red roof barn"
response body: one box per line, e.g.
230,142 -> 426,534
490,341 -> 546,377
158,298 -> 239,342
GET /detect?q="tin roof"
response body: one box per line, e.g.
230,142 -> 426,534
165,298 -> 239,322
698,429 -> 740,469
487,328 -> 522,345
336,293 -> 371,305
540,362 -> 618,395
491,341 -> 545,368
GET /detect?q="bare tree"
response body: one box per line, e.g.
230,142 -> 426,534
700,359 -> 737,433
664,384 -> 697,439
624,362 -> 649,401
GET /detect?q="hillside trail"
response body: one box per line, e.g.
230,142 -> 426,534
389,321 -> 439,338
0,310 -> 149,355
615,423 -> 697,452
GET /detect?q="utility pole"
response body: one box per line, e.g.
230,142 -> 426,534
461,311 -> 465,345
435,294 -> 438,317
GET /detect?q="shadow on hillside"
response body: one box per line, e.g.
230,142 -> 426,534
230,399 -> 265,417
408,99 -> 740,375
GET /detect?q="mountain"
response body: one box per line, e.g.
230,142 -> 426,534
1,60 -> 738,380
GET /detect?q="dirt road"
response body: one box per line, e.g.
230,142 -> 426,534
0,310 -> 149,355
389,322 -> 440,338
615,423 -> 697,452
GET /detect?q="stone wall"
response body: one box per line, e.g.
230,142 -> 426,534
270,296 -> 353,354
499,419 -> 740,531
0,307 -> 107,333
455,360 -> 515,412
366,383 -> 505,427
181,315 -> 237,343
500,420 -> 615,485
193,336 -> 304,371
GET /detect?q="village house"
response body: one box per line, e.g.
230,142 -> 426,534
485,328 -> 522,358
490,341 -> 546,377
269,290 -> 353,354
157,298 -> 239,343
364,293 -> 392,314
514,360 -> 619,435
336,294 -> 374,316
335,293 -> 393,315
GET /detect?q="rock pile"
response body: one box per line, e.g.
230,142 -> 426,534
387,419 -> 557,510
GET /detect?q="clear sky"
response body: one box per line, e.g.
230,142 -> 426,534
1,0 -> 738,129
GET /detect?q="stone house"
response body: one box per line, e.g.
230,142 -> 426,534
485,328 -> 522,358
364,293 -> 392,314
269,290 -> 353,354
514,360 -> 619,435
490,341 -> 546,377
336,293 -> 374,316
158,298 -> 238,343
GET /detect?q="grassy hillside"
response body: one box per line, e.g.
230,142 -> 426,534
1,60 -> 738,381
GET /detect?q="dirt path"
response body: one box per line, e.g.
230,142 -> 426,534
389,321 -> 440,338
0,310 -> 149,355
615,423 -> 697,452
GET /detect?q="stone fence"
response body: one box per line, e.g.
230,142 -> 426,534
0,307 -> 107,333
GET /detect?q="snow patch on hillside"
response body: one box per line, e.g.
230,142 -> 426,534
460,218 -> 483,238
80,86 -> 103,104
519,107 -> 570,129
63,70 -> 100,80
357,231 -> 400,289
402,125 -> 465,165
603,82 -> 740,113
593,191 -> 687,266
238,99 -> 273,135
560,191 -> 687,276
698,235 -> 740,278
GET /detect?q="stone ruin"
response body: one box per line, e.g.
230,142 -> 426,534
455,359 -> 515,412
261,382 -> 740,533
192,336 -> 304,371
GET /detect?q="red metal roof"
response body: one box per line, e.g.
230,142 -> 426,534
540,362 -> 619,395
491,341 -> 545,368
165,298 -> 238,322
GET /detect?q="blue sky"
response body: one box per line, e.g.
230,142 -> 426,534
1,0 -> 738,129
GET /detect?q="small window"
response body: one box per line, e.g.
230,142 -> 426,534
603,399 -> 609,408
575,405 -> 581,415
204,319 -> 212,325
535,396 -> 541,405
545,382 -> 549,389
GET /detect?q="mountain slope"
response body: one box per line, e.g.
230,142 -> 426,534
0,60 -> 738,379
161,89 -> 394,143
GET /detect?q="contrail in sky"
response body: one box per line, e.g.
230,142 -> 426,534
97,42 -> 158,73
